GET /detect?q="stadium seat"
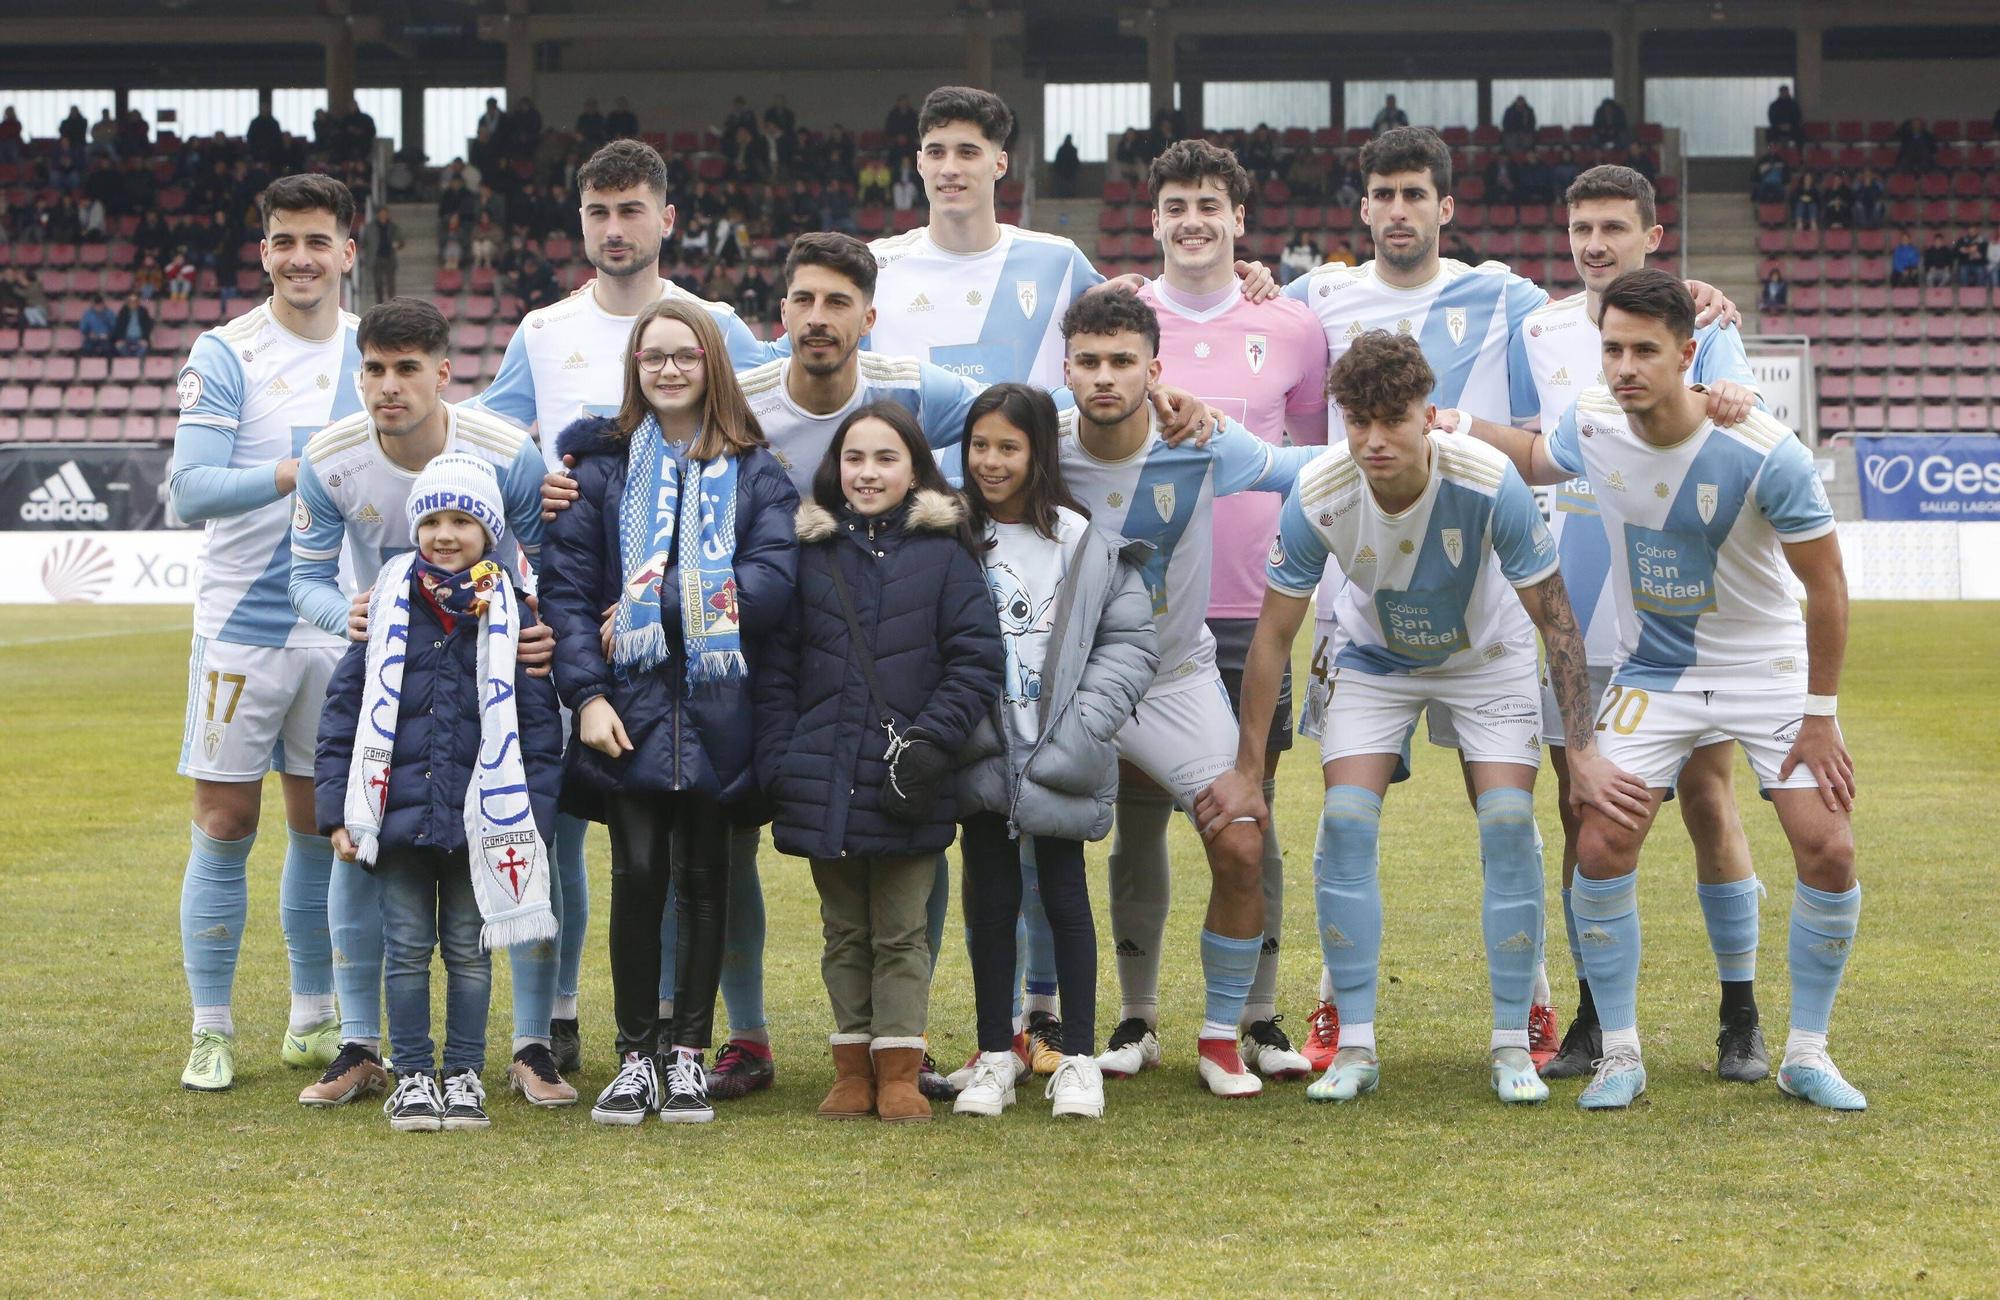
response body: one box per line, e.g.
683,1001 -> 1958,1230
23,417 -> 55,443
55,416 -> 88,442
45,357 -> 77,384
88,416 -> 125,442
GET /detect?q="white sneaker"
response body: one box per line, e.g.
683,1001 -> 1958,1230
947,1033 -> 1029,1092
1046,1054 -> 1105,1119
952,1052 -> 1018,1117
1240,1017 -> 1313,1080
1096,1017 -> 1161,1078
1195,1038 -> 1264,1098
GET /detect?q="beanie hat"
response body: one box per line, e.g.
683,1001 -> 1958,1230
408,452 -> 507,549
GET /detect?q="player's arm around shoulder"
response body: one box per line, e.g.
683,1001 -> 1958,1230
287,452 -> 354,637
537,416 -> 620,711
1441,400 -> 1581,488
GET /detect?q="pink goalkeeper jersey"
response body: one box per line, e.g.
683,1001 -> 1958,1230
1140,277 -> 1329,618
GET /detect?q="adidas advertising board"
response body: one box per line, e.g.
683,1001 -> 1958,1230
0,447 -> 171,531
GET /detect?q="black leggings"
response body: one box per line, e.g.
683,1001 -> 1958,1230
606,791 -> 730,1056
961,812 -> 1096,1056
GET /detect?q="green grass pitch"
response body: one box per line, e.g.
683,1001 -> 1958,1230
1,602 -> 1995,1294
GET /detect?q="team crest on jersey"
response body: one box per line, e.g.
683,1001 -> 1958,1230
177,369 -> 203,410
1245,333 -> 1268,375
1697,483 -> 1718,523
1268,537 -> 1286,568
1016,281 -> 1037,317
1442,528 -> 1464,566
292,497 -> 311,532
1152,483 -> 1176,521
1445,309 -> 1468,346
1193,341 -> 1211,359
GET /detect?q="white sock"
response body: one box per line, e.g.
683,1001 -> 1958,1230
193,1005 -> 234,1037
1120,1004 -> 1157,1028
552,994 -> 579,1020
1318,966 -> 1335,1002
1198,1019 -> 1237,1041
1024,992 -> 1059,1018
351,1037 -> 381,1055
1531,961 -> 1552,1006
1238,1001 -> 1278,1029
729,1025 -> 770,1047
1337,1020 -> 1375,1055
1012,1012 -> 1027,1036
1783,1028 -> 1829,1066
289,992 -> 337,1034
513,1035 -> 551,1054
1491,1028 -> 1529,1052
1602,1025 -> 1642,1058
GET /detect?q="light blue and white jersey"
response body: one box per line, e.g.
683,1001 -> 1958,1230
1513,290 -> 1763,669
472,278 -> 773,465
1053,408 -> 1318,689
172,299 -> 362,649
1548,390 -> 1833,691
737,350 -> 984,496
289,403 -> 549,638
1285,257 -> 1547,437
1268,431 -> 1555,676
868,225 -> 1104,387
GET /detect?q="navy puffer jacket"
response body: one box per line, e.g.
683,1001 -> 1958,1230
315,573 -> 565,854
754,489 -> 1003,860
538,416 -> 800,812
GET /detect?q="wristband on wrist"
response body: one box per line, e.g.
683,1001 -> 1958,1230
1803,693 -> 1838,717
1437,407 -> 1467,433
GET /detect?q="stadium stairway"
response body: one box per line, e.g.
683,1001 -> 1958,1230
1684,191 -> 1761,315
1028,196 -> 1105,263
369,201 -> 440,310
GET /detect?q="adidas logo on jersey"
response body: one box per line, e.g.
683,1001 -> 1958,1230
356,505 -> 382,525
266,377 -> 292,397
1605,470 -> 1627,492
563,351 -> 589,370
907,293 -> 934,313
20,460 -> 110,523
1551,367 -> 1571,386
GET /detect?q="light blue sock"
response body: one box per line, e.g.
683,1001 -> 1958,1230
1199,929 -> 1262,1032
1477,788 -> 1542,1033
1314,785 -> 1384,1026
1562,885 -> 1582,972
279,828 -> 334,997
182,823 -> 254,1010
507,894 -> 559,1040
719,827 -> 767,1034
1021,842 -> 1059,1010
553,813 -> 589,1002
1697,876 -> 1762,983
328,856 -> 384,1043
925,852 -> 949,977
1788,880 -> 1860,1034
1570,872 -> 1641,1034
660,873 -> 679,1004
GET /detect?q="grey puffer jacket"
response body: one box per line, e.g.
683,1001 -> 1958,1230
957,523 -> 1159,841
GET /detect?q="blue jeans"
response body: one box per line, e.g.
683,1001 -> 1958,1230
381,848 -> 491,1076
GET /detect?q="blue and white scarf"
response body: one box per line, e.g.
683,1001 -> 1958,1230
612,414 -> 744,690
344,554 -> 558,952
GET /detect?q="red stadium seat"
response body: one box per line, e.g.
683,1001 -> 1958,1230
53,416 -> 88,442
23,417 -> 55,443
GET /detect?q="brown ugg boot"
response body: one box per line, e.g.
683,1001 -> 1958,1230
817,1041 -> 875,1120
872,1045 -> 932,1124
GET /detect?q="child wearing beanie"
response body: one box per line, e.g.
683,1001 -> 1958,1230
314,453 -> 566,1132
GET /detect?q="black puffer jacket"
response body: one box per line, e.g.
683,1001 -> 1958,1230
539,416 -> 800,812
753,489 -> 1003,860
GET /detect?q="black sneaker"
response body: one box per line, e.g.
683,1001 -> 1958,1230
591,1051 -> 659,1125
706,1040 -> 775,1100
657,1049 -> 715,1123
917,1051 -> 956,1100
1538,1017 -> 1601,1080
441,1069 -> 492,1130
383,1071 -> 445,1131
549,1018 -> 582,1075
1716,1009 -> 1771,1083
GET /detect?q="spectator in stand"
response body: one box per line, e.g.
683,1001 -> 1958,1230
765,95 -> 796,140
1753,148 -> 1790,204
476,180 -> 508,232
1443,230 -> 1478,263
1334,156 -> 1362,211
825,123 -> 857,182
1822,171 -> 1853,230
737,264 -> 774,323
1789,171 -> 1820,231
79,293 -> 116,356
606,96 -> 639,140
134,209 -> 174,266
857,153 -> 891,204
1371,95 -> 1409,134
512,251 -> 561,313
164,248 -> 198,301
727,124 -> 771,183
0,106 -> 22,165
1922,230 -> 1956,287
44,194 -> 82,244
1956,228 -> 1990,287
59,105 -> 88,149
1326,238 -> 1358,267
891,158 -> 920,211
1242,124 -> 1280,181
2,268 -> 51,327
1853,167 -> 1886,230
112,290 -> 153,356
1895,118 -> 1938,174
363,204 -> 402,305
469,214 -> 501,270
134,253 -> 166,302
1767,84 -> 1803,146
439,213 -> 466,272
246,103 -> 283,165
723,96 -> 758,143
1052,134 -> 1080,198
1987,227 -> 2000,286
1281,229 -> 1320,284
1518,148 -> 1554,205
438,174 -> 475,244
1501,95 -> 1536,152
1550,146 -> 1581,195
478,96 -> 504,140
0,270 -> 24,328
49,139 -> 86,194
336,100 -> 377,164
1761,264 -> 1789,312
576,98 -> 607,148
885,94 -> 918,149
1484,153 -> 1518,204
820,182 -> 858,235
80,192 -> 108,242
762,118 -> 794,183
680,211 -> 714,262
89,109 -> 119,160
117,108 -> 148,156
1593,95 -> 1629,148
1890,228 -> 1921,286
1114,128 -> 1143,184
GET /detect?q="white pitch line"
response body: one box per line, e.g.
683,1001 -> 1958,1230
0,623 -> 188,649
